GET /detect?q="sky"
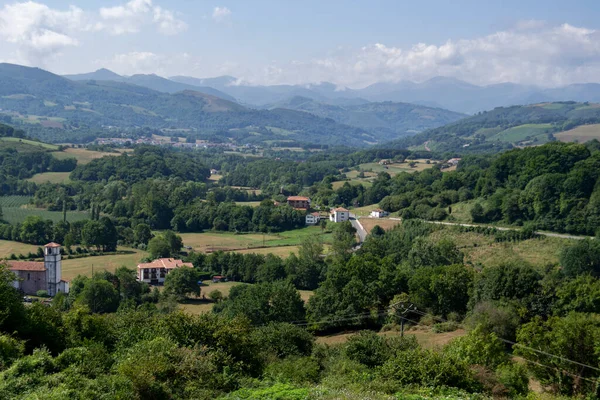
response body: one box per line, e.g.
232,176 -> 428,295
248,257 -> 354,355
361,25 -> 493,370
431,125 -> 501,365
0,0 -> 600,88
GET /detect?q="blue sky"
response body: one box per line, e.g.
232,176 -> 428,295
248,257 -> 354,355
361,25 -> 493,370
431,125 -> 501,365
0,0 -> 599,87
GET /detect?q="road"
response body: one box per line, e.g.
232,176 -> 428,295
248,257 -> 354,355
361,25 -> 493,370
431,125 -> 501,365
350,213 -> 368,243
426,221 -> 593,241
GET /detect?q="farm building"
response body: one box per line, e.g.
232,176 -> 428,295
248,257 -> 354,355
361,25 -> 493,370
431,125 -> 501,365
287,196 -> 311,210
212,275 -> 227,283
330,207 -> 350,223
370,209 -> 389,218
137,258 -> 193,285
6,242 -> 69,296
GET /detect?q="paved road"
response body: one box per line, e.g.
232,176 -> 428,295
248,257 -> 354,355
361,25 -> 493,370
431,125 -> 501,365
349,213 -> 368,243
426,221 -> 594,241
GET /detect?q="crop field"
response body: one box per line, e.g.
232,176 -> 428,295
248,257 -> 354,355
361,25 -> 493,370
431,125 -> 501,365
359,217 -> 402,233
358,160 -> 435,176
52,147 -> 122,165
26,172 -> 71,184
555,124 -> 600,143
0,196 -> 90,224
179,226 -> 333,253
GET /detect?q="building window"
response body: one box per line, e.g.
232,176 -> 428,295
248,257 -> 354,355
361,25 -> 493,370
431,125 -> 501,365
27,273 -> 30,281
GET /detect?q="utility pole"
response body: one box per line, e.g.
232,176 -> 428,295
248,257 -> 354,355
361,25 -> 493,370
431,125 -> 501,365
389,296 -> 416,338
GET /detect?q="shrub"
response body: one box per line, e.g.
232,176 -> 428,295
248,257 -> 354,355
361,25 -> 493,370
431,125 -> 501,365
345,331 -> 389,368
496,362 -> 529,397
432,321 -> 459,333
264,357 -> 320,384
36,290 -> 49,298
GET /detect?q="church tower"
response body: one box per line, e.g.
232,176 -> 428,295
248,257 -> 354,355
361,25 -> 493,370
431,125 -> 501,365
44,242 -> 62,296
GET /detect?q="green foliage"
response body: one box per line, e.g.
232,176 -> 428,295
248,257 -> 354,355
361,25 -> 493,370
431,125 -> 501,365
264,356 -> 321,384
444,327 -> 507,369
163,267 -> 202,301
559,239 -> 600,277
495,362 -> 529,398
222,383 -> 309,400
345,330 -> 389,368
75,277 -> 120,313
0,334 -> 24,371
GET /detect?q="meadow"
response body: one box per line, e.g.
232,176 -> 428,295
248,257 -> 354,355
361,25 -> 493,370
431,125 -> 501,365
61,248 -> 149,280
0,137 -> 59,151
359,217 -> 402,233
0,195 -> 90,225
555,123 -> 600,143
491,123 -> 553,143
26,172 -> 72,184
52,147 -> 124,165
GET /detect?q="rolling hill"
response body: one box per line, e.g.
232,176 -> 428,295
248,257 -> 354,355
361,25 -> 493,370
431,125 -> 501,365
269,96 -> 466,138
64,69 -> 235,101
0,64 -> 379,147
386,102 -> 600,153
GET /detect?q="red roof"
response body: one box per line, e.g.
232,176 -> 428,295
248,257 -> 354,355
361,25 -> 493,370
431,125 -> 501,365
7,261 -> 46,272
45,242 -> 61,248
287,196 -> 310,201
137,258 -> 193,270
311,212 -> 320,216
331,207 -> 349,213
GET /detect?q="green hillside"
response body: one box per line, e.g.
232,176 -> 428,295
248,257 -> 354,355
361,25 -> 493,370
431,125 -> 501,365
388,101 -> 600,153
272,96 -> 466,139
0,64 -> 377,147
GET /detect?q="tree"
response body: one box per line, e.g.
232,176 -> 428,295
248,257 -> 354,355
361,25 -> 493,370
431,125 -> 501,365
163,267 -> 201,301
20,216 -> 51,244
208,290 -> 223,303
471,203 -> 485,223
76,277 -> 120,313
163,230 -> 183,254
560,239 -> 600,277
147,236 -> 171,259
133,223 -> 153,245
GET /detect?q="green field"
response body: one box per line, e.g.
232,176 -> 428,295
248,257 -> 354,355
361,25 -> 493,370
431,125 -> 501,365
0,239 -> 41,258
61,248 -> 149,280
52,147 -> 123,165
0,196 -> 90,224
179,226 -> 333,254
27,172 -> 71,184
0,137 -> 59,152
491,123 -> 553,143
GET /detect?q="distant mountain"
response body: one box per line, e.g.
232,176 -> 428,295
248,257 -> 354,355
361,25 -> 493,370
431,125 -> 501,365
386,101 -> 600,153
0,63 -> 378,147
64,69 -> 236,102
270,96 -> 466,138
171,74 -> 600,114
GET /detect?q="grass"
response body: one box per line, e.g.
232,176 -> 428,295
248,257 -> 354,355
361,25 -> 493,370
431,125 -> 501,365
0,196 -> 31,208
1,207 -> 90,225
0,137 -> 59,151
555,123 -> 600,143
61,248 -> 148,280
316,327 -> 466,349
235,246 -> 303,258
179,226 -> 333,253
447,201 -> 475,224
0,239 -> 41,257
358,161 -> 433,176
235,201 -> 262,207
332,179 -> 373,190
27,172 -> 71,184
52,147 -> 121,165
491,123 -> 553,143
428,228 -> 569,268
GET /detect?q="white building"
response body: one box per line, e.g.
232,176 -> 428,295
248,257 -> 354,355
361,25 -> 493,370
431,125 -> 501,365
137,258 -> 194,285
370,209 -> 389,218
305,212 -> 321,225
330,207 -> 350,223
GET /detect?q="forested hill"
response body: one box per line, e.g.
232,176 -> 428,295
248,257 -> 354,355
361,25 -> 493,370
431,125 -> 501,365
386,101 -> 600,153
0,64 -> 376,147
269,96 -> 466,138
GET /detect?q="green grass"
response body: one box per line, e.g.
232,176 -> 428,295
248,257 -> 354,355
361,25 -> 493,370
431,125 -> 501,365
332,179 -> 373,190
26,172 -> 71,184
0,196 -> 90,224
0,137 -> 59,151
0,239 -> 41,258
61,248 -> 148,280
491,123 -> 553,143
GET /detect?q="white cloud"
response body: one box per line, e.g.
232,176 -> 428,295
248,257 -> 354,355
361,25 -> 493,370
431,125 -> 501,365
239,22 -> 600,88
99,0 -> 187,35
212,7 -> 231,23
0,1 -> 88,65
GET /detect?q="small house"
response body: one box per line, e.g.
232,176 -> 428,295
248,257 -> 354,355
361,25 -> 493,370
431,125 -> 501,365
370,209 -> 389,218
212,275 -> 227,283
305,212 -> 321,225
137,258 -> 193,285
287,196 -> 311,210
330,207 -> 350,223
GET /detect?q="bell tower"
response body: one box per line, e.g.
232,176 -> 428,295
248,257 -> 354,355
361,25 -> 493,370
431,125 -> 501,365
44,243 -> 62,296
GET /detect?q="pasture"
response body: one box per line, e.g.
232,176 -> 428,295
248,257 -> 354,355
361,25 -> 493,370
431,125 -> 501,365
0,239 -> 40,258
52,147 -> 122,165
61,248 -> 149,280
27,172 -> 71,184
0,137 -> 59,151
555,124 -> 600,143
357,159 -> 435,176
491,123 -> 553,143
359,217 -> 402,233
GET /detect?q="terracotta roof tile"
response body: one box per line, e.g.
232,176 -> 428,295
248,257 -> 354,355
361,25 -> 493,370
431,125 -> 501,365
7,261 -> 46,271
45,242 -> 61,248
137,258 -> 193,270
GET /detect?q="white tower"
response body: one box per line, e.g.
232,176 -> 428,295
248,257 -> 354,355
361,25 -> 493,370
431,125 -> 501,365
44,243 -> 62,296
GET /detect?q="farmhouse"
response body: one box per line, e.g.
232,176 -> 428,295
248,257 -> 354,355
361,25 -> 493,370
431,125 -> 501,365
137,258 -> 193,285
447,158 -> 461,166
330,207 -> 350,223
370,209 -> 389,218
287,196 -> 311,210
305,212 -> 321,225
378,159 -> 392,165
6,242 -> 69,296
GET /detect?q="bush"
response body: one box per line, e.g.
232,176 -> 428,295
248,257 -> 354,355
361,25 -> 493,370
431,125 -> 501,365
36,290 -> 49,298
496,362 -> 529,397
345,330 -> 389,368
432,321 -> 460,333
263,357 -> 320,384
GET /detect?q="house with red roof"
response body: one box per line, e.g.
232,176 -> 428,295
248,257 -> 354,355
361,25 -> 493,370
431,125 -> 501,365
330,207 -> 350,223
137,258 -> 193,285
287,196 -> 311,210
